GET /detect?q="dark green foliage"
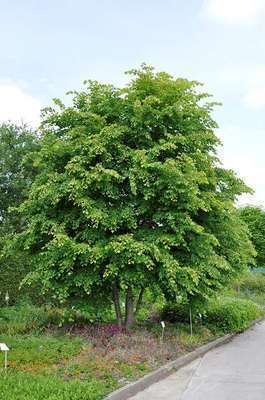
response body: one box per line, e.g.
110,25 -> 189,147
160,302 -> 191,323
0,302 -> 114,335
16,65 -> 255,328
0,123 -> 40,305
0,123 -> 38,233
0,303 -> 61,335
239,206 -> 265,267
160,301 -> 204,324
0,261 -> 45,306
204,297 -> 261,333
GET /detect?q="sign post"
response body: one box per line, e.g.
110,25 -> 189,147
5,292 -> 9,307
189,306 -> 193,337
160,321 -> 165,343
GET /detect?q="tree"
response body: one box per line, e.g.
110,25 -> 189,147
0,123 -> 38,304
17,65 -> 255,329
0,123 -> 38,233
239,206 -> 265,268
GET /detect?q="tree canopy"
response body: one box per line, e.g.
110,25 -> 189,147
0,123 -> 38,234
16,65 -> 255,328
239,205 -> 265,268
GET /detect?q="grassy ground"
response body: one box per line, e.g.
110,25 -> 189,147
0,272 -> 264,400
0,307 -> 216,400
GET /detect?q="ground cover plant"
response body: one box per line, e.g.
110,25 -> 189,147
0,304 -> 217,400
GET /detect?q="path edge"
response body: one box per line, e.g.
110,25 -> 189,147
105,316 -> 265,400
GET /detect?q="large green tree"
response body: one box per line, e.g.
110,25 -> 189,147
239,206 -> 265,268
17,66 -> 254,328
0,123 -> 38,304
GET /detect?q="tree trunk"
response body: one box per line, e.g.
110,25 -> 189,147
125,287 -> 134,330
134,287 -> 144,317
112,283 -> 122,328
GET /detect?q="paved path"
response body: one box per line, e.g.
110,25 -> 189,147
130,320 -> 265,400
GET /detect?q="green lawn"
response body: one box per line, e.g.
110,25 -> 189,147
0,335 -> 109,400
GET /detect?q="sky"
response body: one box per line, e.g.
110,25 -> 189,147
0,0 -> 264,205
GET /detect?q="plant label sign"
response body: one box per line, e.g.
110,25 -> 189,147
0,343 -> 9,370
0,344 -> 9,352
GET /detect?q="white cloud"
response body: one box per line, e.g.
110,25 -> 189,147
225,155 -> 265,207
0,84 -> 41,127
218,125 -> 265,206
243,87 -> 265,109
217,66 -> 265,110
240,68 -> 265,109
202,0 -> 265,24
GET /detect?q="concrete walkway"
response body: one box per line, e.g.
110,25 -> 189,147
130,320 -> 265,400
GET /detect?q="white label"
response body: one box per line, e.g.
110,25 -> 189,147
0,343 -> 9,351
161,321 -> 165,329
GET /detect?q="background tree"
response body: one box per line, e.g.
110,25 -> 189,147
0,123 -> 38,304
239,205 -> 265,268
17,66 -> 255,329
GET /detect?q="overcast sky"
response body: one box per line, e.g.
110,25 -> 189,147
0,0 -> 264,205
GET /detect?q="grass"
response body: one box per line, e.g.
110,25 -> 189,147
1,335 -> 83,371
0,333 -> 107,400
0,372 -> 106,400
1,272 -> 264,400
0,306 -> 216,400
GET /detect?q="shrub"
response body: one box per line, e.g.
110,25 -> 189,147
160,300 -> 206,324
204,297 -> 262,333
236,272 -> 265,294
160,303 -> 191,323
0,303 -> 61,335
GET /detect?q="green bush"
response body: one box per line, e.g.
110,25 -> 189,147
160,300 -> 206,324
236,272 -> 265,294
204,297 -> 262,333
161,295 -> 263,334
0,303 -> 61,335
160,303 -> 191,323
0,302 -> 114,335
